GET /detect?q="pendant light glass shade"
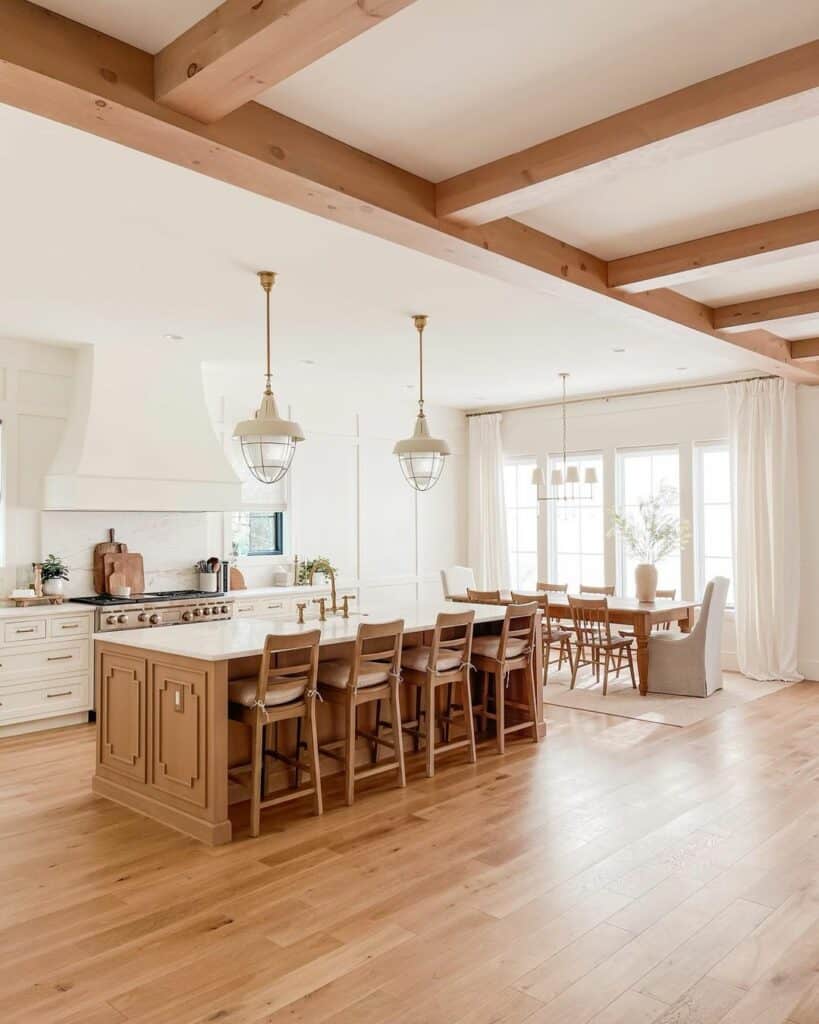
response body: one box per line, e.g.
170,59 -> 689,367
233,271 -> 304,485
394,315 -> 450,491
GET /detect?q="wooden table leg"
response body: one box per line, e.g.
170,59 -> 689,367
634,612 -> 651,696
679,607 -> 694,633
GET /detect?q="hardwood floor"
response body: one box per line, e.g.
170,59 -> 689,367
1,683 -> 817,1024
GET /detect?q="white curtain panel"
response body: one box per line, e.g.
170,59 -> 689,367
727,378 -> 802,681
467,413 -> 510,590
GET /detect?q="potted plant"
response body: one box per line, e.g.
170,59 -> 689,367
609,486 -> 690,602
41,553 -> 70,597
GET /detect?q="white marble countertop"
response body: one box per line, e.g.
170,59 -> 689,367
0,602 -> 94,620
94,600 -> 506,661
229,584 -> 341,599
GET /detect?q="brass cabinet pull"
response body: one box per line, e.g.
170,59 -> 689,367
47,655 -> 73,661
47,691 -> 73,699
60,623 -> 79,629
16,628 -> 36,634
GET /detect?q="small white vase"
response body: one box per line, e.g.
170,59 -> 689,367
43,578 -> 64,597
634,563 -> 658,603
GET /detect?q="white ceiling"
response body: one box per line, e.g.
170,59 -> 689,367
0,103 -> 754,408
32,0 -> 819,182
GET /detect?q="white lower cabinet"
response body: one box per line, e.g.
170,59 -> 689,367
0,611 -> 94,730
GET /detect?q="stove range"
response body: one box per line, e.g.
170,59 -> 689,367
71,590 -> 234,631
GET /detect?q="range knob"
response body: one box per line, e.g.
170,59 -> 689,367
193,608 -> 202,617
181,610 -> 193,622
220,605 -> 229,614
203,606 -> 211,616
138,611 -> 149,623
106,614 -> 118,625
117,614 -> 128,624
149,613 -> 161,625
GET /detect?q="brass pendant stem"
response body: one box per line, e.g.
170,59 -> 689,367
413,314 -> 428,416
258,271 -> 276,394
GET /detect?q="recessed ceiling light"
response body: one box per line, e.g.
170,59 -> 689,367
403,383 -> 414,390
677,366 -> 688,371
612,347 -> 626,353
299,358 -> 316,366
163,333 -> 184,341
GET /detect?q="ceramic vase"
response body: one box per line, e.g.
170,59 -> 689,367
43,578 -> 64,597
634,563 -> 658,603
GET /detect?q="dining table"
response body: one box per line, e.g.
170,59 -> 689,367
449,591 -> 696,695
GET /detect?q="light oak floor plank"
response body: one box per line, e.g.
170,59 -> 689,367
0,682 -> 815,1024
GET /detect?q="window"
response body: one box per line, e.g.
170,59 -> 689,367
616,446 -> 681,597
547,452 -> 604,592
231,511 -> 284,557
694,441 -> 734,605
504,460 -> 538,590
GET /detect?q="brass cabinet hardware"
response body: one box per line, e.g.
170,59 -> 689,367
47,655 -> 73,661
60,623 -> 79,629
47,691 -> 73,699
16,628 -> 36,634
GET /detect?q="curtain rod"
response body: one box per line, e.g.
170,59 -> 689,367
464,374 -> 775,418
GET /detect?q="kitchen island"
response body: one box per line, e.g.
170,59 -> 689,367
92,600 -> 544,845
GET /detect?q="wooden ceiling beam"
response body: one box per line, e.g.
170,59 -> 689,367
715,287 -> 819,331
435,40 -> 819,225
609,208 -> 819,292
154,0 -> 419,123
0,0 -> 817,385
791,338 -> 819,360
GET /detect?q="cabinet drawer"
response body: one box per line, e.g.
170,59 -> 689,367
3,618 -> 46,643
0,642 -> 88,683
233,603 -> 257,618
255,599 -> 288,617
0,675 -> 89,722
48,615 -> 90,639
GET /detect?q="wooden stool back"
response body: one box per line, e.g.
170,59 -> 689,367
351,619 -> 404,687
255,630 -> 321,706
512,591 -> 559,643
497,601 -> 539,665
428,610 -> 475,674
467,588 -> 501,603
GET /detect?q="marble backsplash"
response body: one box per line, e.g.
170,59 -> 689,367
38,511 -> 224,597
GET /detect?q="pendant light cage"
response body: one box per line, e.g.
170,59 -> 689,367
393,315 -> 450,491
234,271 -> 304,485
532,373 -> 597,502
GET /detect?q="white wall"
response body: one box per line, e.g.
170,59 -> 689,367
499,382 -> 819,680
202,363 -> 467,602
1,340 -> 467,603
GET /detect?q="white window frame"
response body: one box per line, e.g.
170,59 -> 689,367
504,456 -> 538,591
693,439 -> 734,607
615,444 -> 682,597
546,449 -> 605,591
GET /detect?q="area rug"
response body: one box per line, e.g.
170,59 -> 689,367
543,669 -> 794,727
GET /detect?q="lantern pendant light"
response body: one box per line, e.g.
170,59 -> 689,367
233,271 -> 304,485
531,372 -> 597,501
393,315 -> 450,491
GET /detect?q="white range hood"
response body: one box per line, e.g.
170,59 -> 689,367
44,344 -> 241,511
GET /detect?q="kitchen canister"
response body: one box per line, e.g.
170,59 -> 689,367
199,572 -> 218,592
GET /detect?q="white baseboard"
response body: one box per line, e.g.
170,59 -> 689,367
0,711 -> 90,737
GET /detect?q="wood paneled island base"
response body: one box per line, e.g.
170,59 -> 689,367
93,601 -> 543,845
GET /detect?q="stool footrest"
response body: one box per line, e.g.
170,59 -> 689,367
356,761 -> 402,781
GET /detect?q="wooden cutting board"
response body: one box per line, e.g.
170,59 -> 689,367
103,551 -> 145,595
93,529 -> 128,594
230,567 -> 246,591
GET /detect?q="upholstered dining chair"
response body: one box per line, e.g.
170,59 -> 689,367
647,577 -> 729,697
440,565 -> 476,599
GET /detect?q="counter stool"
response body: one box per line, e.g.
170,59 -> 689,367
471,602 -> 540,754
511,591 -> 574,683
317,620 -> 406,806
467,588 -> 501,603
568,595 -> 635,694
400,610 -> 477,777
228,630 -> 322,838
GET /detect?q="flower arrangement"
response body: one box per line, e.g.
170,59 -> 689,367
609,485 -> 690,563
